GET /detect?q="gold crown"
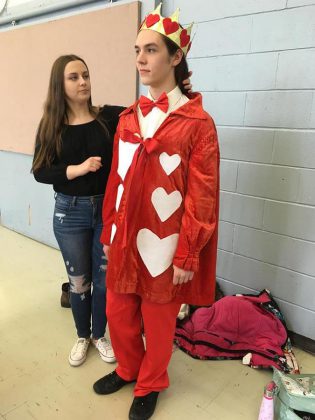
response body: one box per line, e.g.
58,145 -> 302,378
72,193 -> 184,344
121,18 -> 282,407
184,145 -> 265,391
139,3 -> 193,56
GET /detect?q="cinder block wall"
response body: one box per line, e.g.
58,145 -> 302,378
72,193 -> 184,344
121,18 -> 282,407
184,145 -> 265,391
164,0 -> 315,339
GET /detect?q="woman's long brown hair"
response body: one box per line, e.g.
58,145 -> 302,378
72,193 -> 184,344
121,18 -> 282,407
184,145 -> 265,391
32,54 -> 107,172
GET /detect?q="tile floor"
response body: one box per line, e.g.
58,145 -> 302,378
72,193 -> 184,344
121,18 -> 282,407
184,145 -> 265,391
0,226 -> 314,420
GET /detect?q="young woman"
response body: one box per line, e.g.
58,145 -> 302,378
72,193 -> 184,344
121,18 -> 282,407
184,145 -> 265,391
93,5 -> 220,420
32,54 -> 191,368
32,54 -> 123,367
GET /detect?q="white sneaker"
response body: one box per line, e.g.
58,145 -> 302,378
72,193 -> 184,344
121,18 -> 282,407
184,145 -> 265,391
92,337 -> 116,363
68,338 -> 90,367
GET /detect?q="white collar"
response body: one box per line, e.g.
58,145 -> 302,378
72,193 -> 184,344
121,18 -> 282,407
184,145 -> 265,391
147,85 -> 183,110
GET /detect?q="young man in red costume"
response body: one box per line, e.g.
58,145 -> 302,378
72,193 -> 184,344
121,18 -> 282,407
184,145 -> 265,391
93,4 -> 220,419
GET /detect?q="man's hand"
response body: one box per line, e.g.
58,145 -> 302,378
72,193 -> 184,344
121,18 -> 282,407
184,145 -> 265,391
173,265 -> 194,285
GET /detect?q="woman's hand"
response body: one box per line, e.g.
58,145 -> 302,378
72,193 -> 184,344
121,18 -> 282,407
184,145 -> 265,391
173,265 -> 194,285
66,156 -> 102,179
182,70 -> 193,93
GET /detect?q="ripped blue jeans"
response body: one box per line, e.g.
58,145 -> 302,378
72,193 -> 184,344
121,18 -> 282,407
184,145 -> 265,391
53,193 -> 107,339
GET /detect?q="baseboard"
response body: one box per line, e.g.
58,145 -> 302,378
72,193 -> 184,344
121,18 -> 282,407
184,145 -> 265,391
288,331 -> 315,355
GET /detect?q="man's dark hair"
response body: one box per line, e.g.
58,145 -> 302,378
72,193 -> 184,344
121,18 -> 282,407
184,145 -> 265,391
162,35 -> 190,94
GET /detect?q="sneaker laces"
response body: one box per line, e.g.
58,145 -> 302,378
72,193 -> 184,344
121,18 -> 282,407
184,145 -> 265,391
94,337 -> 112,351
74,338 -> 89,352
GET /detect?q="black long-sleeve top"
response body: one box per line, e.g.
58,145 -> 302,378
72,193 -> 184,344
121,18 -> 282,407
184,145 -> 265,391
33,105 -> 125,196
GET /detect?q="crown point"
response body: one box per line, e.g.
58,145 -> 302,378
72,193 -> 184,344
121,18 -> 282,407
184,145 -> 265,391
170,8 -> 180,23
185,23 -> 193,37
153,2 -> 162,15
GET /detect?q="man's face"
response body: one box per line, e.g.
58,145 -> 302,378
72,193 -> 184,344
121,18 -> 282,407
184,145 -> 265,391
135,30 -> 177,89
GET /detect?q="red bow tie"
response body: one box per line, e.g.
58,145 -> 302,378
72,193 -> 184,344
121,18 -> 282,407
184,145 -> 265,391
139,92 -> 169,117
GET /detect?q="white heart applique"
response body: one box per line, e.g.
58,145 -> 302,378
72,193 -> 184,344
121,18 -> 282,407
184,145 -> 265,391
159,152 -> 181,176
115,184 -> 124,211
137,229 -> 179,277
117,138 -> 140,181
151,188 -> 182,222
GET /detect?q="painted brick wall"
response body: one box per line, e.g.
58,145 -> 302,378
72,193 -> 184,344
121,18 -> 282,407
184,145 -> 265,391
164,0 -> 315,339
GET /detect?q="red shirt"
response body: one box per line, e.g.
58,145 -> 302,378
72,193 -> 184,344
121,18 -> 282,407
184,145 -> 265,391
101,92 -> 220,305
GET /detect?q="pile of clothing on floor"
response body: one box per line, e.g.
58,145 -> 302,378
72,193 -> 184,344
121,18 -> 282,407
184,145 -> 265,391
175,288 -> 299,373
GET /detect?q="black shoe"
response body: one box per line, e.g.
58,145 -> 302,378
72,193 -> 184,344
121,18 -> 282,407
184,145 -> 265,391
60,282 -> 71,308
129,392 -> 159,420
93,371 -> 135,395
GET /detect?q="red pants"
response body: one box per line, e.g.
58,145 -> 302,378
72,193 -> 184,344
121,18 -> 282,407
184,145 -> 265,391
106,289 -> 181,396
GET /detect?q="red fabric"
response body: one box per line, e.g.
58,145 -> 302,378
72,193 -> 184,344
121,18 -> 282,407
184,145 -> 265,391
163,18 -> 180,35
107,289 -> 181,396
139,92 -> 169,116
101,93 -> 220,305
145,13 -> 160,28
175,292 -> 288,371
119,129 -> 160,247
180,29 -> 191,48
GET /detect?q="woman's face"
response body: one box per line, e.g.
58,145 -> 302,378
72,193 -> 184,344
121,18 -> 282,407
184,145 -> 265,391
63,60 -> 91,105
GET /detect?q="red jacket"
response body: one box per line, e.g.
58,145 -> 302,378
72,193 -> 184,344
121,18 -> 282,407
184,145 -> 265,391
101,92 -> 220,305
175,291 -> 290,372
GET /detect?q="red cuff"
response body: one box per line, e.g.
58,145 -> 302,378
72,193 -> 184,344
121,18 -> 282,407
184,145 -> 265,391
173,253 -> 199,272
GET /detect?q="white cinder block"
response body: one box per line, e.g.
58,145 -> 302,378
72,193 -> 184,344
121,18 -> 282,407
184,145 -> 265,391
263,200 -> 315,241
276,49 -> 315,89
276,299 -> 315,340
220,160 -> 238,192
190,16 -> 252,58
218,127 -> 274,163
244,91 -> 313,129
237,162 -> 300,201
309,94 -> 315,128
215,53 -> 278,91
287,0 -> 315,6
188,58 -> 217,91
234,226 -> 315,277
170,0 -> 286,23
217,250 -> 315,311
203,92 -> 246,126
251,7 -> 315,52
217,277 -> 257,297
297,169 -> 315,205
218,221 -> 234,252
217,277 -> 315,339
217,275 -> 260,296
272,130 -> 315,169
189,52 -> 278,92
220,191 -> 264,229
